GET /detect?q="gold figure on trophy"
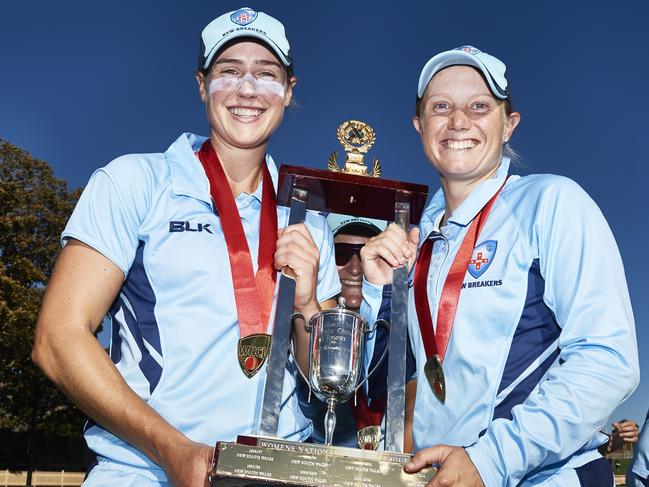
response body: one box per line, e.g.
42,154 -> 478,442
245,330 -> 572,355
328,120 -> 382,177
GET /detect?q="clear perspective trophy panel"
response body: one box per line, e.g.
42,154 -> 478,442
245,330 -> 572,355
211,120 -> 431,487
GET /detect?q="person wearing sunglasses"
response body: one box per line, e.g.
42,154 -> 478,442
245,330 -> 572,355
299,214 -> 417,451
32,7 -> 340,486
329,215 -> 387,312
298,215 -> 384,448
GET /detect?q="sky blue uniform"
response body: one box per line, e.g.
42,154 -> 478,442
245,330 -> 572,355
362,158 -> 639,486
628,411 -> 649,486
63,133 -> 341,484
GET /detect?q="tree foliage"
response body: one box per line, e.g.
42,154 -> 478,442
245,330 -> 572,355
0,139 -> 85,435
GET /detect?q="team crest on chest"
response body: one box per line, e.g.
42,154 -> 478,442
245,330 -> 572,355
468,240 -> 497,279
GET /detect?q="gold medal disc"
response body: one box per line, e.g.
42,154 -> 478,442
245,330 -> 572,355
424,355 -> 446,404
237,334 -> 271,378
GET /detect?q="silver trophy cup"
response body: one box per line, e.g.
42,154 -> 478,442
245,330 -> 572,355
295,297 -> 387,446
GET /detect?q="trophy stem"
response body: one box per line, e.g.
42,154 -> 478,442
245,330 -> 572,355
324,398 -> 337,446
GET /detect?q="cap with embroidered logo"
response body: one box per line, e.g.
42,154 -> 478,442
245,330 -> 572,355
198,7 -> 291,72
417,45 -> 509,100
326,213 -> 388,237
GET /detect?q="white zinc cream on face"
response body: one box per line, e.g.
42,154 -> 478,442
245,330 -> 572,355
208,72 -> 285,98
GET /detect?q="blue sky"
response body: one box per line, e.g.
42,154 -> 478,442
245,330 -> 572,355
1,1 -> 647,430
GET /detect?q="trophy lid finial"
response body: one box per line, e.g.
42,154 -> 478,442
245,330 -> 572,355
327,120 -> 382,178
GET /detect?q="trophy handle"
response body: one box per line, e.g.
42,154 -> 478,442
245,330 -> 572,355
354,319 -> 390,395
288,312 -> 313,403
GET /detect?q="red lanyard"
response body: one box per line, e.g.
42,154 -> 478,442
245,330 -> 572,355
350,390 -> 384,450
351,390 -> 383,429
414,177 -> 508,364
197,140 -> 278,338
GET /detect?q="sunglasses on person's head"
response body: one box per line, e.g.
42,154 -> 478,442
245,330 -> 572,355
334,243 -> 365,266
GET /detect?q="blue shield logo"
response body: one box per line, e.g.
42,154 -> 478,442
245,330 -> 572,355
468,240 -> 497,279
231,8 -> 258,26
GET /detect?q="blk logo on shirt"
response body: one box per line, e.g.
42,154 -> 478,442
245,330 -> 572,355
169,221 -> 213,234
468,240 -> 497,279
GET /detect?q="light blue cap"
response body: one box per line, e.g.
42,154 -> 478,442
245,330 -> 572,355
417,45 -> 509,99
326,213 -> 388,236
199,7 -> 291,71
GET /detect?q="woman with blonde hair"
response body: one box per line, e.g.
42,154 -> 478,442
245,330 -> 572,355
361,45 -> 638,486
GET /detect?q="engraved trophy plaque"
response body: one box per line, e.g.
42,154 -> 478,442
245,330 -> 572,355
211,121 -> 432,486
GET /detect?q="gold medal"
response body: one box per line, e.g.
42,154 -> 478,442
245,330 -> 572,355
424,354 -> 446,404
199,141 -> 278,381
237,334 -> 271,378
357,425 -> 382,450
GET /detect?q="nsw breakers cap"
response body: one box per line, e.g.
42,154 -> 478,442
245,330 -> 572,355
198,7 -> 292,72
326,213 -> 388,237
417,45 -> 509,100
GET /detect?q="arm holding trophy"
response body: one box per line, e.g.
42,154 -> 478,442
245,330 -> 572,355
275,222 -> 338,373
33,7 -> 340,487
33,239 -> 215,487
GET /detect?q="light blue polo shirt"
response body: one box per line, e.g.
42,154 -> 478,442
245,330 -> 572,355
63,133 -> 341,473
362,158 -> 638,486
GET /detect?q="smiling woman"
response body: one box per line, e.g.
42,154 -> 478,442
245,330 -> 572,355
413,62 -> 520,217
31,7 -> 340,487
360,45 -> 639,487
196,38 -> 296,161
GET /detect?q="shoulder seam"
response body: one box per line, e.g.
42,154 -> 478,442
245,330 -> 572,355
498,193 -> 536,262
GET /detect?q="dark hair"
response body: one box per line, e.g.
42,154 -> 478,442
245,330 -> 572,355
198,36 -> 295,80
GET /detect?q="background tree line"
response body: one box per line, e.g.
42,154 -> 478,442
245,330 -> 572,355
0,138 -> 89,465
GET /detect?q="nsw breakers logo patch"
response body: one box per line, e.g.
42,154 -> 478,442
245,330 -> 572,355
169,221 -> 213,234
468,240 -> 497,279
463,239 -> 502,289
231,8 -> 258,25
